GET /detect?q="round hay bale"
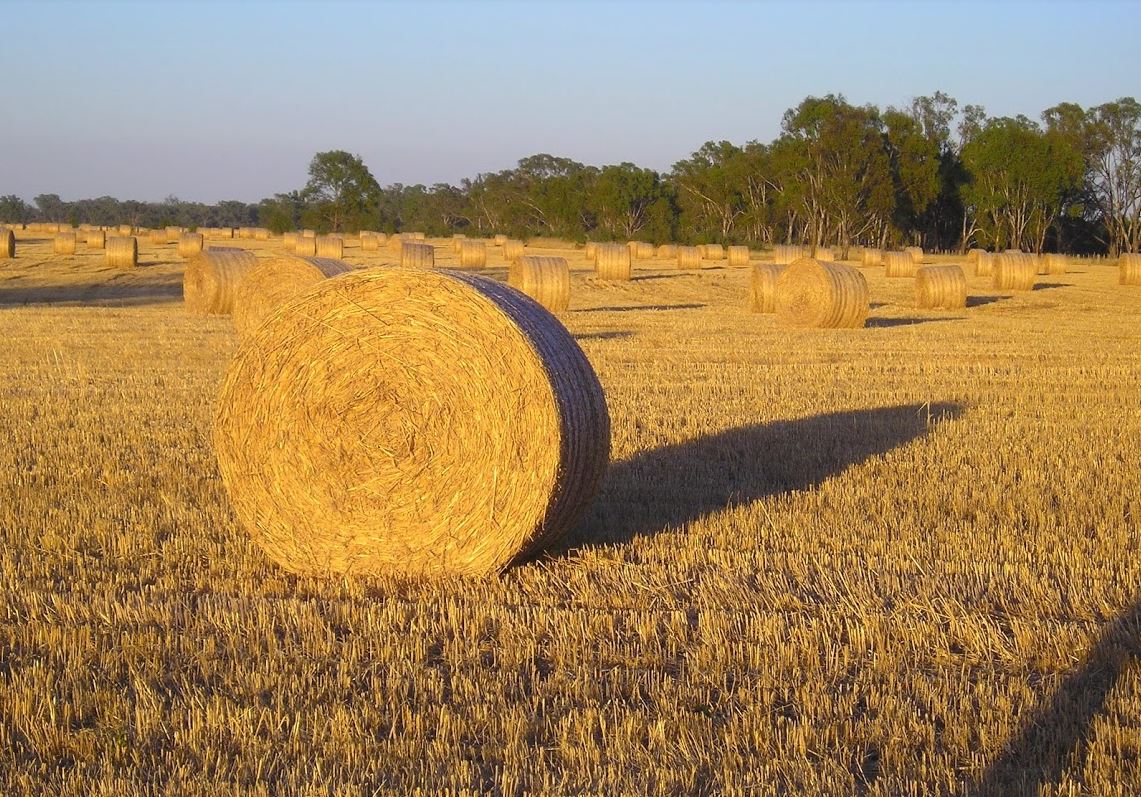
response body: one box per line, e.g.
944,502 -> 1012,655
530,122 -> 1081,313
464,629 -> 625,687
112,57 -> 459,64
916,265 -> 967,309
750,263 -> 784,313
676,246 -> 702,270
993,253 -> 1037,291
975,251 -> 995,277
904,246 -> 924,264
584,241 -> 599,262
503,239 -> 526,262
283,232 -> 299,252
459,239 -> 487,268
701,243 -> 725,261
316,235 -> 343,259
410,232 -> 426,241
86,230 -> 106,250
775,258 -> 869,328
861,248 -> 882,267
727,245 -> 750,267
657,244 -> 678,259
215,227 -> 235,240
183,247 -> 259,315
0,228 -> 14,259
967,248 -> 986,265
595,243 -> 631,280
294,236 -> 318,257
772,244 -> 808,265
233,255 -> 352,338
400,242 -> 435,269
178,232 -> 204,259
1042,253 -> 1068,275
53,233 -> 77,255
301,229 -> 316,238
493,234 -> 508,246
361,232 -> 381,251
105,236 -> 137,268
254,228 -> 270,241
387,233 -> 406,252
884,251 -> 917,278
508,256 -> 570,312
165,226 -> 184,243
1119,253 -> 1141,285
213,267 -> 610,578
627,241 -> 654,260
814,246 -> 835,262
149,229 -> 166,245
451,233 -> 467,253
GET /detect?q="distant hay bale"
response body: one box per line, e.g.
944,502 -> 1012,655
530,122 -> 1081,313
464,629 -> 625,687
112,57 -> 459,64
727,245 -> 750,267
1004,248 -> 1023,254
627,241 -> 654,260
1119,253 -> 1141,285
975,251 -> 995,277
283,232 -> 299,252
595,243 -> 632,280
410,232 -> 426,241
915,265 -> 967,309
53,233 -> 77,255
401,242 -> 435,268
388,233 -> 406,252
316,235 -> 343,259
301,229 -> 316,238
0,228 -> 14,258
814,246 -> 835,262
459,239 -> 487,268
773,244 -> 808,265
165,226 -> 183,243
861,248 -> 882,267
178,232 -> 205,259
361,232 -> 382,251
294,236 -> 318,257
904,246 -> 924,264
775,257 -> 869,328
214,227 -> 235,239
86,230 -> 106,250
183,247 -> 259,314
149,229 -> 166,245
503,239 -> 526,262
254,228 -> 270,241
676,246 -> 702,270
994,253 -> 1037,291
508,255 -> 570,312
967,248 -> 986,265
584,241 -> 599,262
451,234 -> 467,253
884,251 -> 917,278
493,234 -> 508,246
1042,253 -> 1068,275
212,267 -> 611,578
105,236 -> 137,268
701,243 -> 724,261
750,263 -> 784,313
233,255 -> 352,338
657,244 -> 677,258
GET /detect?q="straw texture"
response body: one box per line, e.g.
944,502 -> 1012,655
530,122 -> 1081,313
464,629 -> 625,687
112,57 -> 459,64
814,247 -> 835,262
967,248 -> 986,265
508,256 -> 570,312
213,267 -> 611,578
86,230 -> 106,250
149,229 -> 166,245
974,251 -> 995,277
117,224 -> 133,236
595,243 -> 632,280
316,236 -> 344,259
915,265 -> 967,309
727,245 -> 750,267
656,244 -> 678,258
701,244 -> 725,261
1041,254 -> 1068,275
494,234 -> 508,246
0,229 -> 14,259
775,258 -> 869,328
361,232 -> 383,251
459,239 -> 487,268
750,264 -> 784,313
904,246 -> 924,264
178,233 -> 204,259
677,246 -> 702,270
861,248 -> 882,267
54,233 -> 77,255
884,251 -> 917,278
627,242 -> 654,260
1120,254 -> 1141,285
584,242 -> 599,262
451,234 -> 467,253
504,239 -> 526,262
294,236 -> 318,257
105,236 -> 137,268
183,247 -> 259,315
994,253 -> 1037,291
401,242 -> 435,269
233,256 -> 352,338
773,244 -> 808,265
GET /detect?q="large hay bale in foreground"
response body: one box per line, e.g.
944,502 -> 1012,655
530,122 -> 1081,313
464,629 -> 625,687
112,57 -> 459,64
656,244 -> 677,259
727,245 -> 750,267
105,236 -> 137,268
750,263 -> 784,313
86,230 -> 106,250
316,235 -> 343,259
54,233 -> 77,255
0,228 -> 14,258
213,267 -> 610,578
595,243 -> 631,280
994,253 -> 1037,291
401,242 -> 435,268
183,248 -> 259,314
676,246 -> 701,270
509,256 -> 570,312
233,256 -> 352,338
915,265 -> 967,309
861,248 -> 882,267
884,251 -> 917,278
178,232 -> 204,259
975,251 -> 995,277
503,239 -> 525,262
1041,253 -> 1068,275
294,236 -> 318,257
904,246 -> 924,264
775,258 -> 868,328
459,239 -> 487,268
1120,253 -> 1141,285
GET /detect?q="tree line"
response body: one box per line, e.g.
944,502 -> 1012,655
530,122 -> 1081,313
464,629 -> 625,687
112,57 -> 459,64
4,92 -> 1138,255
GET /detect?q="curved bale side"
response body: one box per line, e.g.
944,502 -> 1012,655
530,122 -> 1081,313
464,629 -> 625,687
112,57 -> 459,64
360,232 -> 383,251
178,232 -> 205,259
117,224 -> 133,236
656,244 -> 678,259
595,243 -> 632,280
86,230 -> 106,250
459,239 -> 487,268
627,241 -> 654,260
967,248 -> 986,265
676,246 -> 702,270
508,256 -> 570,312
861,248 -> 882,267
775,257 -> 869,329
915,264 -> 967,310
294,236 -> 318,257
584,241 -> 599,262
727,245 -> 750,267
884,251 -> 917,278
503,239 -> 526,263
183,247 -> 259,315
53,233 -> 77,255
400,242 -> 435,269
1041,253 -> 1068,275
700,243 -> 725,262
213,267 -> 611,578
1120,253 -> 1141,285
749,263 -> 784,313
283,232 -> 299,253
254,228 -> 271,241
974,251 -> 995,277
450,234 -> 466,253
233,256 -> 352,339
0,228 -> 14,259
105,236 -> 138,268
904,246 -> 924,264
316,236 -> 344,259
994,253 -> 1037,291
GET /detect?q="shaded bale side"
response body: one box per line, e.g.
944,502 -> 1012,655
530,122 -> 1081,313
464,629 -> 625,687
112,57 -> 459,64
361,232 -> 384,251
508,256 -> 570,312
727,245 -> 750,267
283,232 -> 299,252
183,247 -> 259,314
178,232 -> 205,259
105,236 -> 138,268
676,246 -> 702,270
595,243 -> 632,280
213,267 -> 611,578
994,253 -> 1037,291
773,244 -> 808,265
233,255 -> 353,339
775,258 -> 869,328
915,265 -> 967,309
884,251 -> 917,278
459,239 -> 487,268
401,242 -> 435,269
451,234 -> 467,253
967,248 -> 986,265
750,263 -> 784,313
54,233 -> 77,255
627,241 -> 654,260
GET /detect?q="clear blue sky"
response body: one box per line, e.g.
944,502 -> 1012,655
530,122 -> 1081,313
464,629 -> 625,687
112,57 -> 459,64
1,0 -> 1137,203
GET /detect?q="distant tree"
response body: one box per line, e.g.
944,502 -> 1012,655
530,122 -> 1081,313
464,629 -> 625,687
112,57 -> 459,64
259,191 -> 304,233
590,163 -> 672,240
301,150 -> 381,232
1086,98 -> 1141,255
0,195 -> 29,223
34,193 -> 66,222
671,141 -> 747,242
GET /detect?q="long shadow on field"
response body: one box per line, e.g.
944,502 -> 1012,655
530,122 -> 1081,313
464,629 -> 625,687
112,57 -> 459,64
558,402 -> 963,553
966,295 -> 1008,308
574,303 -> 706,313
1032,282 -> 1073,291
967,597 -> 1141,796
0,278 -> 183,307
866,316 -> 963,327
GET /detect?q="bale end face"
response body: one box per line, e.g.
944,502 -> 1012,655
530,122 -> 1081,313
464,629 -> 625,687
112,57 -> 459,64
509,256 -> 570,312
183,248 -> 259,315
915,265 -> 967,310
775,258 -> 869,328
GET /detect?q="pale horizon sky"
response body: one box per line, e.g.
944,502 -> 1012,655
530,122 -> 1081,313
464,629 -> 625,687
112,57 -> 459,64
1,0 -> 1138,204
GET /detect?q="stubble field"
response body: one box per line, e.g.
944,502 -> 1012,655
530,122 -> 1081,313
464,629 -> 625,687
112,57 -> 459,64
0,231 -> 1138,795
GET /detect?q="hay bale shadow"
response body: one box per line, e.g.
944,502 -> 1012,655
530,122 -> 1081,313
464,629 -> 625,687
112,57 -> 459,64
966,295 -> 1008,308
0,280 -> 183,307
573,331 -> 635,341
1032,283 -> 1073,291
866,316 -> 963,327
574,303 -> 706,313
